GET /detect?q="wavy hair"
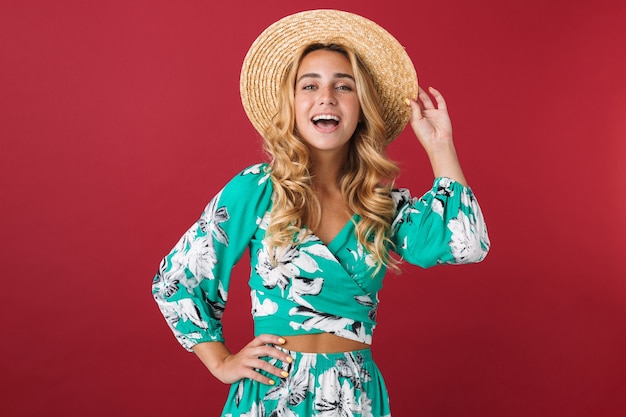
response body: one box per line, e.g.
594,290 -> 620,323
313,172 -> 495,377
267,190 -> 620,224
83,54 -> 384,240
262,43 -> 400,273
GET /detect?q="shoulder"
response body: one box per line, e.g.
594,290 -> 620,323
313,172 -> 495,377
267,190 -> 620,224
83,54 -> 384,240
239,162 -> 271,177
223,163 -> 272,190
216,163 -> 274,203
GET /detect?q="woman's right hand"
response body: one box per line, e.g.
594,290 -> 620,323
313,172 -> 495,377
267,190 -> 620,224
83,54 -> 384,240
192,335 -> 292,385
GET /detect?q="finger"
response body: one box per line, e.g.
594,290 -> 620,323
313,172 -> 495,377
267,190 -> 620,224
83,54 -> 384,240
239,366 -> 280,386
229,351 -> 290,384
243,344 -> 293,367
247,357 -> 290,379
428,86 -> 447,110
406,98 -> 423,124
229,352 -> 290,385
268,344 -> 294,365
245,335 -> 293,365
417,86 -> 436,110
247,334 -> 286,347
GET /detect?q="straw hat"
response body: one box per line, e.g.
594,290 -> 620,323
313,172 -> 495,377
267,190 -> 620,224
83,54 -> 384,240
240,9 -> 418,143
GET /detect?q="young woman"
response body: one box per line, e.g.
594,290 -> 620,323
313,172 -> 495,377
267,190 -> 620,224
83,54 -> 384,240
152,10 -> 490,416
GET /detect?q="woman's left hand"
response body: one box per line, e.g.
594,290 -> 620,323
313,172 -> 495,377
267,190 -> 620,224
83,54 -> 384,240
406,86 -> 467,185
407,86 -> 454,154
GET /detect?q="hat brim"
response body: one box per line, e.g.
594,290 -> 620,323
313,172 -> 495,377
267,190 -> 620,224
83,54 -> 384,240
240,9 -> 418,143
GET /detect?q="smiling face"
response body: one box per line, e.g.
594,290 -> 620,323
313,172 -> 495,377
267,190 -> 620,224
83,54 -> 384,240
294,49 -> 361,158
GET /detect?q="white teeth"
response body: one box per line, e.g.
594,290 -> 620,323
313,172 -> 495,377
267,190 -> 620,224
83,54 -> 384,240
312,114 -> 340,122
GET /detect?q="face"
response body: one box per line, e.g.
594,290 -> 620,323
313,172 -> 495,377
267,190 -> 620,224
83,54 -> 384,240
294,49 -> 361,157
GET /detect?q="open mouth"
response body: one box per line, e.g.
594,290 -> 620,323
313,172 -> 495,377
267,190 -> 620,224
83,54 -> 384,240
312,114 -> 340,128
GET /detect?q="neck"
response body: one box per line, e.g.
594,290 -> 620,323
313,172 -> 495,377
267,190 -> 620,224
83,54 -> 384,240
308,149 -> 348,190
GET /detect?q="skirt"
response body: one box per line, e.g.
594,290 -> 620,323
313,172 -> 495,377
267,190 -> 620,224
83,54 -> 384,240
221,347 -> 391,417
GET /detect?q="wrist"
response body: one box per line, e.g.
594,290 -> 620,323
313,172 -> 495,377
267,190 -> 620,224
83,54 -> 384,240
426,143 -> 459,169
423,137 -> 455,157
192,342 -> 232,375
425,144 -> 467,186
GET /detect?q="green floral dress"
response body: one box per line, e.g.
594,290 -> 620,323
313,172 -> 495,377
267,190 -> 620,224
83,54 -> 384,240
152,163 -> 490,416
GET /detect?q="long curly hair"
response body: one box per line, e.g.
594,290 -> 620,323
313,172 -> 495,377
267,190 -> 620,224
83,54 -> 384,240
262,43 -> 400,273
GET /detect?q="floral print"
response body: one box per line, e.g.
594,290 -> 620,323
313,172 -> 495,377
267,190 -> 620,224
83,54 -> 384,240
152,163 -> 490,414
223,348 -> 390,417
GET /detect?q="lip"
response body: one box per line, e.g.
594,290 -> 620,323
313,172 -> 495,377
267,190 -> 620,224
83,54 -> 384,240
311,113 -> 341,133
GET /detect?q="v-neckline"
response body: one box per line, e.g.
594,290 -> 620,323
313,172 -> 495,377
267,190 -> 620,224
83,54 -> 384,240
312,214 -> 357,253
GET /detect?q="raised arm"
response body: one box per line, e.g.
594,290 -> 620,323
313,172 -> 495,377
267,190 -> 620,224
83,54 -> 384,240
393,87 -> 490,267
407,86 -> 467,186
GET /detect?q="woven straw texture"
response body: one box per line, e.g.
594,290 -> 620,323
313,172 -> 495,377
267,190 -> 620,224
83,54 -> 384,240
240,9 -> 418,143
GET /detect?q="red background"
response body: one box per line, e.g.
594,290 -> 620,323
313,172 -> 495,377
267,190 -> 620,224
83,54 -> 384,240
2,0 -> 625,416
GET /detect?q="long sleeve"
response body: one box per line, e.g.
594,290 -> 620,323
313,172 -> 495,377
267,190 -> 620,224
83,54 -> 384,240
390,177 -> 490,268
151,164 -> 274,351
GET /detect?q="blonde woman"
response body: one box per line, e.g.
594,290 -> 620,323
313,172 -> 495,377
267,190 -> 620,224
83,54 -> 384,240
152,10 -> 490,416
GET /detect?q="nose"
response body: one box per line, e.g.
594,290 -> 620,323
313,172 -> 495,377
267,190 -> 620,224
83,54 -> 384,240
318,85 -> 336,105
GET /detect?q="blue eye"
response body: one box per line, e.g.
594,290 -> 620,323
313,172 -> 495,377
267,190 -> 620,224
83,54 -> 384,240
337,85 -> 353,91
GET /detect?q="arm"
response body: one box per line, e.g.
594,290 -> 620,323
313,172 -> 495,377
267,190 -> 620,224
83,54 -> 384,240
407,86 -> 467,186
393,88 -> 490,267
152,164 -> 291,384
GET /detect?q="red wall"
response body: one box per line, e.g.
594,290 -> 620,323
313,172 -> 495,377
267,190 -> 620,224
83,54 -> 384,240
1,1 -> 625,416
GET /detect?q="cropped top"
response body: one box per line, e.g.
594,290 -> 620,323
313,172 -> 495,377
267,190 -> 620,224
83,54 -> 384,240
152,163 -> 490,351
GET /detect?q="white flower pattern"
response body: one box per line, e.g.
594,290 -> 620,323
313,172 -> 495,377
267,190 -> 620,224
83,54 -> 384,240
255,243 -> 301,292
152,165 -> 489,415
316,368 -> 358,416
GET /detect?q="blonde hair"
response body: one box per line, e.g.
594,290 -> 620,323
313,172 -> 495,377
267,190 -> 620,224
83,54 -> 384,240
262,43 -> 400,273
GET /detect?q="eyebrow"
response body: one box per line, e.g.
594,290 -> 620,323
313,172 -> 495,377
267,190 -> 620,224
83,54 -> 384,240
296,72 -> 355,83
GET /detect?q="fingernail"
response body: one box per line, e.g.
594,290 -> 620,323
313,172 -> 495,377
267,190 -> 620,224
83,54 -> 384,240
404,98 -> 411,106
269,379 -> 275,385
281,371 -> 289,377
286,356 -> 293,363
278,337 -> 286,344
